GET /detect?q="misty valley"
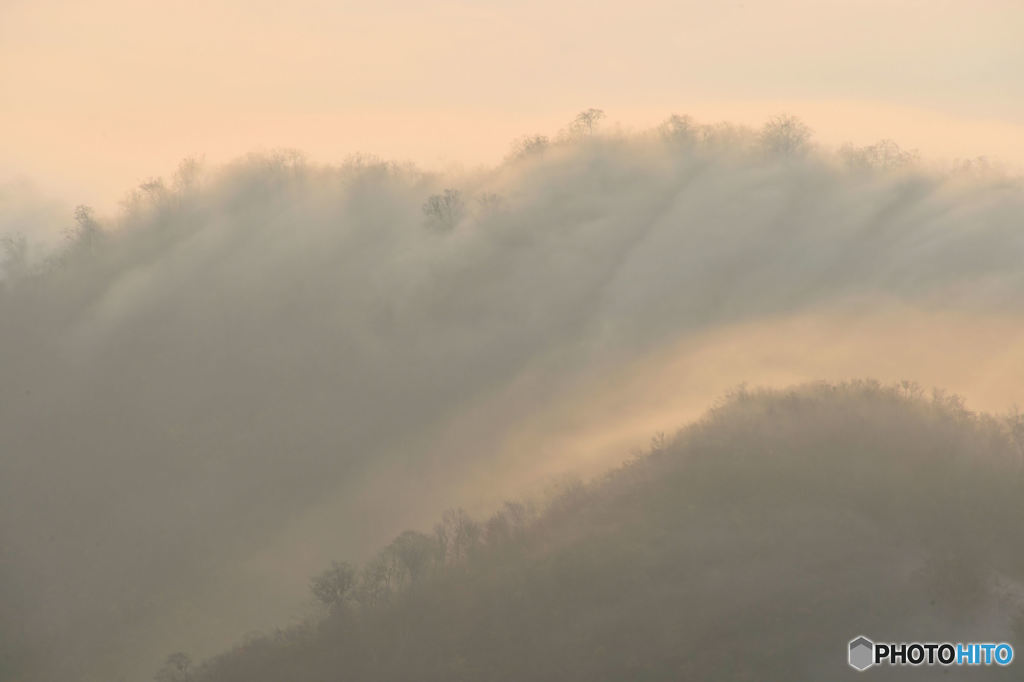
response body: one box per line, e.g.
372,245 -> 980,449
3,112 -> 1024,682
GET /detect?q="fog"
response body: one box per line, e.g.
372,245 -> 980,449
2,114 -> 1023,681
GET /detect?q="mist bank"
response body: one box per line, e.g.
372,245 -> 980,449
2,113 -> 1023,681
173,382 -> 1024,682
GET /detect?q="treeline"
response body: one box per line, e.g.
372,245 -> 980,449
162,381 -> 1024,682
309,502 -> 536,614
2,108 -> 949,284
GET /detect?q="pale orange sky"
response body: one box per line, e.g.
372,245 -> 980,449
2,0 -> 1023,209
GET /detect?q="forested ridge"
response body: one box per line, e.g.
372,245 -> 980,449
166,382 -> 1024,681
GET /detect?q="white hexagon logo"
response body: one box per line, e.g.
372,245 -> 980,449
849,636 -> 875,671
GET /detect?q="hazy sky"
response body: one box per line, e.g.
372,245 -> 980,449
2,0 -> 1023,208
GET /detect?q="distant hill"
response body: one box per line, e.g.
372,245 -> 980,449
187,382 -> 1024,681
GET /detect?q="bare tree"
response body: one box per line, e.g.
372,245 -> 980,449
388,530 -> 437,584
840,139 -> 918,171
434,518 -> 450,565
502,500 -> 532,531
65,204 -> 102,256
437,508 -> 481,563
659,114 -> 697,145
422,189 -> 464,230
139,177 -> 169,202
155,652 -> 194,682
358,552 -> 402,606
566,108 -> 606,138
484,509 -> 511,546
760,114 -> 812,157
453,509 -> 481,560
173,156 -> 204,192
310,561 -> 356,609
509,134 -> 550,159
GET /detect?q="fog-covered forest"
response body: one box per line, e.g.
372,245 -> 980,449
3,111 -> 1024,681
175,381 -> 1024,682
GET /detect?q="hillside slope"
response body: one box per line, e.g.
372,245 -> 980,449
191,382 -> 1024,681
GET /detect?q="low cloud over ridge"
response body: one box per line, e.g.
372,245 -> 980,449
2,113 -> 1023,681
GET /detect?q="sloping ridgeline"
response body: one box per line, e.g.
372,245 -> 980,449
187,382 -> 1024,682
